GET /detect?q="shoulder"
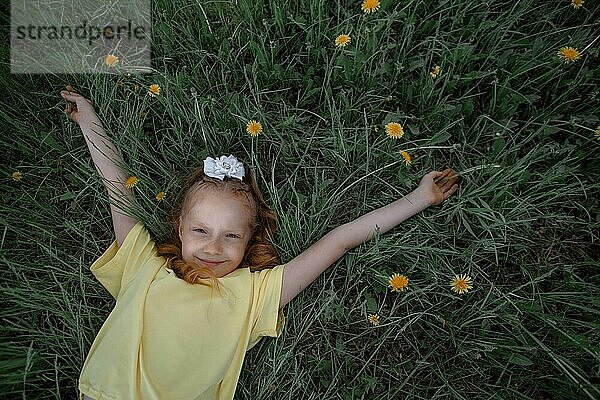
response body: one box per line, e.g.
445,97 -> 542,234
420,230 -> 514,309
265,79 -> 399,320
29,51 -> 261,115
221,265 -> 285,291
250,264 -> 285,279
248,264 -> 285,297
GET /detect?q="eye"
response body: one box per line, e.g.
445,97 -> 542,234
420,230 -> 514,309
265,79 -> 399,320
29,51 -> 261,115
227,234 -> 241,239
194,228 -> 206,234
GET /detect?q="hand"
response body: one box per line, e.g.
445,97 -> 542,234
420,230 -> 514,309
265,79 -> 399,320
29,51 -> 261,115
60,87 -> 101,127
416,168 -> 460,206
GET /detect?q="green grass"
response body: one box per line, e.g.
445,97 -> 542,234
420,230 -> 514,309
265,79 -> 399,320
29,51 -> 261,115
1,0 -> 599,398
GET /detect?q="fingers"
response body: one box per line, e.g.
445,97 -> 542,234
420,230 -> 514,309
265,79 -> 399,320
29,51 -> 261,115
433,168 -> 452,182
418,169 -> 455,186
440,176 -> 458,192
60,87 -> 79,118
436,169 -> 460,200
444,184 -> 459,199
420,169 -> 446,184
65,102 -> 75,114
62,97 -> 78,116
429,170 -> 445,180
418,169 -> 462,196
60,90 -> 82,102
60,86 -> 92,103
436,169 -> 460,186
60,86 -> 96,121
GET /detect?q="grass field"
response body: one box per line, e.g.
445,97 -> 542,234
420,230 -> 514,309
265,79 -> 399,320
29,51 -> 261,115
1,0 -> 599,398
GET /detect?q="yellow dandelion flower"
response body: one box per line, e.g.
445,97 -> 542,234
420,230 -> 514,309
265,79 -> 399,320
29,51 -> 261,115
125,176 -> 139,189
450,274 -> 473,294
156,191 -> 165,201
557,47 -> 581,63
385,122 -> 404,139
105,54 -> 119,66
368,313 -> 380,326
430,65 -> 441,78
148,84 -> 161,97
362,0 -> 380,13
400,150 -> 412,165
389,273 -> 409,292
12,171 -> 22,181
571,0 -> 584,8
335,34 -> 351,47
246,120 -> 262,136
595,126 -> 600,140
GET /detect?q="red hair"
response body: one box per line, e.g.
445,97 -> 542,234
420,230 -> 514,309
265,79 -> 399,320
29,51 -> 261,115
156,159 -> 280,287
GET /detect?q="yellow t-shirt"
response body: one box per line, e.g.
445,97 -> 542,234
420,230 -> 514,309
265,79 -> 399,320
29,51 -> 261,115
78,222 -> 285,400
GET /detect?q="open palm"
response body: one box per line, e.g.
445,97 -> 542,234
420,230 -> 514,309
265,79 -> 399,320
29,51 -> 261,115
416,169 -> 460,206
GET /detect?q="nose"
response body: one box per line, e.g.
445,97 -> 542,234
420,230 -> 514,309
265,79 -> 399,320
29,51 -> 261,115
203,237 -> 223,255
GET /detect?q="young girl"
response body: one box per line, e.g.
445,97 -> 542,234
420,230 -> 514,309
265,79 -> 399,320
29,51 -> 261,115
60,89 -> 459,400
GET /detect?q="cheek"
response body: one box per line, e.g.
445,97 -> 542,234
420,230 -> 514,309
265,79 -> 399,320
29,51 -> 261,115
181,239 -> 195,257
236,243 -> 247,259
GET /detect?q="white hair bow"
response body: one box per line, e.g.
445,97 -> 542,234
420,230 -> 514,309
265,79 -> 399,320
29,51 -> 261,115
203,155 -> 245,180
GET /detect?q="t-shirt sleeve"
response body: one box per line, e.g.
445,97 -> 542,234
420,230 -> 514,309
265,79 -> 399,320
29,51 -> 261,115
247,264 -> 286,349
89,221 -> 158,300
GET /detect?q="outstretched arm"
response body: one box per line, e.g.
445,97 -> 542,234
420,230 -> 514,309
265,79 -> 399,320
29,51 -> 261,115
60,88 -> 137,246
279,170 -> 459,308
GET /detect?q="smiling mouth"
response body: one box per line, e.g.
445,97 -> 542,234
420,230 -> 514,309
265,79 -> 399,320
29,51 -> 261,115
197,258 -> 224,267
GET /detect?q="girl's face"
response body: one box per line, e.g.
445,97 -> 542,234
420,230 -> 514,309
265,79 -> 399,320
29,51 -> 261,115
178,189 -> 254,278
